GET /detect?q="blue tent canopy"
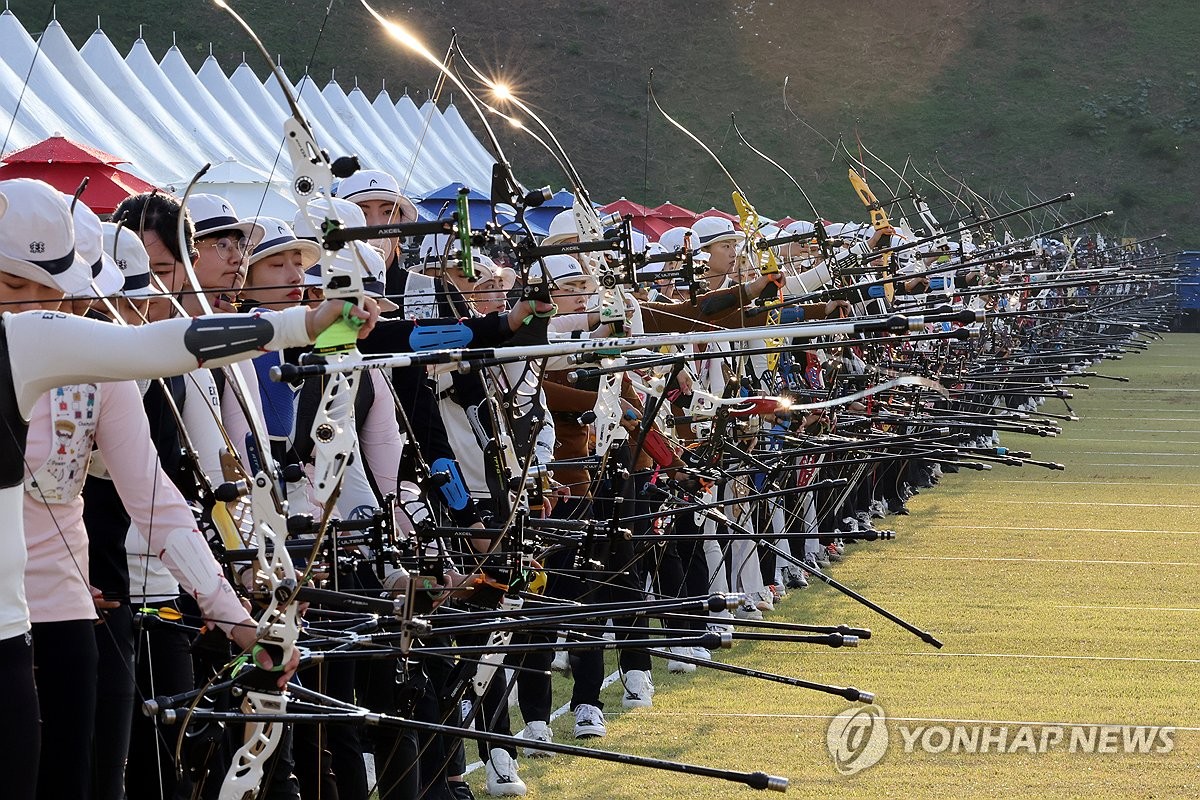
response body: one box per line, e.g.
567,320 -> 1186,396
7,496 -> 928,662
416,182 -> 510,230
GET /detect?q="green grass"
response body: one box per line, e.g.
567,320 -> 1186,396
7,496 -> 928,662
473,333 -> 1199,799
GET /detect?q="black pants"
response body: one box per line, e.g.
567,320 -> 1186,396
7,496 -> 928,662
126,605 -> 194,800
32,619 -> 98,800
93,604 -> 135,800
0,631 -> 41,800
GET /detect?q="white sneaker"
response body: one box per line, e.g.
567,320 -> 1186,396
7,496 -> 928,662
690,646 -> 713,661
518,720 -> 554,758
550,649 -> 570,674
735,599 -> 763,620
573,703 -> 607,738
485,749 -> 527,797
667,646 -> 697,673
621,669 -> 655,709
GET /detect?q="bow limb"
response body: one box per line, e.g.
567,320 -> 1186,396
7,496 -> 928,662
203,3 -> 363,794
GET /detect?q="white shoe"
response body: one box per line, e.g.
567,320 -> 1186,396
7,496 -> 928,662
621,669 -> 655,709
691,646 -> 713,661
667,646 -> 697,673
485,749 -> 527,797
573,703 -> 607,738
735,599 -> 763,621
550,649 -> 570,674
518,720 -> 554,758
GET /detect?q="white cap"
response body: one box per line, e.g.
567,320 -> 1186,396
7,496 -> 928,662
335,169 -> 419,222
248,218 -> 322,267
692,215 -> 741,247
293,196 -> 367,240
189,193 -> 267,243
845,223 -> 873,241
62,195 -> 123,298
0,178 -> 93,294
785,220 -> 816,236
542,209 -> 580,247
416,232 -> 457,266
530,253 -> 597,291
0,190 -> 7,221
101,222 -> 155,297
657,226 -> 709,261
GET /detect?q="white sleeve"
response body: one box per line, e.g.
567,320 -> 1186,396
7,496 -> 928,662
534,394 -> 555,467
784,261 -> 833,295
180,368 -> 227,488
6,306 -> 312,419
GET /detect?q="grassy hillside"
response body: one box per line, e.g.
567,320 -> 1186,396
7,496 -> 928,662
12,0 -> 1199,244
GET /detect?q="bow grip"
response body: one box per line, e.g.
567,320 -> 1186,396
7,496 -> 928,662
313,301 -> 364,354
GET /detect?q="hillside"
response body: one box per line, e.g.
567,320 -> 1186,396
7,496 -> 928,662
12,0 -> 1199,244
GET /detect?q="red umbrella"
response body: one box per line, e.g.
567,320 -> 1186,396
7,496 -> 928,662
599,197 -> 650,218
0,134 -> 155,214
774,216 -> 799,229
599,197 -> 661,237
643,201 -> 699,240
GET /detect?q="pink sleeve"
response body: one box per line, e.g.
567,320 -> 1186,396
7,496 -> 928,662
96,380 -> 252,634
360,369 -> 401,496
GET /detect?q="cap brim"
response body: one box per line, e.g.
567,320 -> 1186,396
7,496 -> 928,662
541,233 -> 579,247
699,232 -> 742,247
87,253 -> 126,298
342,189 -> 417,219
122,284 -> 157,298
0,192 -> 7,221
249,239 -> 323,268
0,252 -> 94,295
196,220 -> 265,242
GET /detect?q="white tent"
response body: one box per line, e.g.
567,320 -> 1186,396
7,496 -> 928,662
157,47 -> 275,169
320,78 -> 411,183
34,20 -> 181,180
0,12 -> 157,178
192,55 -> 284,171
165,156 -> 298,220
0,50 -> 71,148
371,88 -> 455,191
0,9 -> 501,203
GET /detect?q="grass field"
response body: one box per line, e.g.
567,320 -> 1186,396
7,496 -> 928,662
472,333 -> 1200,799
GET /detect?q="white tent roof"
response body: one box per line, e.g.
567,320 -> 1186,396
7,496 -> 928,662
0,12 -> 154,176
165,156 -> 298,220
157,47 -> 275,169
80,30 -> 220,178
0,9 -> 497,205
321,78 -> 412,184
371,88 -> 455,191
0,50 -> 70,147
35,20 -> 182,180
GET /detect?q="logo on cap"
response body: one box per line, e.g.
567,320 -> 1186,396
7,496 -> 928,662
369,179 -> 379,187
29,241 -> 46,254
